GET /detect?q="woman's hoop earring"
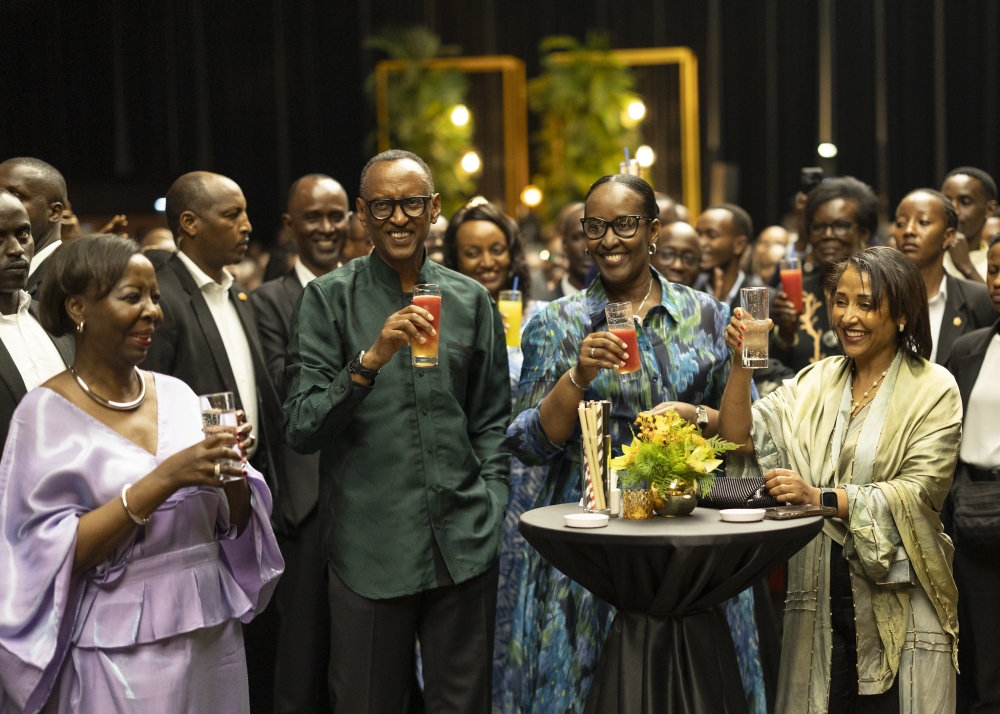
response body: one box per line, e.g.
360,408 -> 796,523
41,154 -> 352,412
898,323 -> 904,333
648,245 -> 656,255
76,321 -> 85,334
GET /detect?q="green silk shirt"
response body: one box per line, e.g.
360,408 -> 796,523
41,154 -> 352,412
283,250 -> 511,599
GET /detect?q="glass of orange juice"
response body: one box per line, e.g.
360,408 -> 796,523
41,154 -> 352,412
605,302 -> 641,380
498,289 -> 523,347
411,284 -> 441,367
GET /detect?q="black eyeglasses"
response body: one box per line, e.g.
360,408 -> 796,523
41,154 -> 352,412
362,196 -> 432,221
809,220 -> 855,238
655,248 -> 700,267
580,215 -> 654,240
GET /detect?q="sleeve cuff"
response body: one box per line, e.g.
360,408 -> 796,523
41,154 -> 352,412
505,406 -> 566,466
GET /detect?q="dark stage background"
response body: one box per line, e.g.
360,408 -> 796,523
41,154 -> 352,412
1,0 -> 997,242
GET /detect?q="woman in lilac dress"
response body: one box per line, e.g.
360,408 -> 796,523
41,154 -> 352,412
0,235 -> 283,713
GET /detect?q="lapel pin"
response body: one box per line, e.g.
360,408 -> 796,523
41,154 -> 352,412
953,316 -> 962,326
238,292 -> 248,301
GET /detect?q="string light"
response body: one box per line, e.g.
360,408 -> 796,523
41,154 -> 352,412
636,145 -> 655,167
818,142 -> 838,158
627,100 -> 646,121
520,185 -> 543,207
460,151 -> 481,173
451,104 -> 470,127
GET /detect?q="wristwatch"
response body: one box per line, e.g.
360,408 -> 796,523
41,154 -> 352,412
695,405 -> 709,433
348,350 -> 380,383
820,487 -> 839,510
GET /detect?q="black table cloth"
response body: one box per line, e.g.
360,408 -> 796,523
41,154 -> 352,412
518,504 -> 823,714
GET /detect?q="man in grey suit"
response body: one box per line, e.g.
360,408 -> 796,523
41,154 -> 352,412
251,174 -> 350,714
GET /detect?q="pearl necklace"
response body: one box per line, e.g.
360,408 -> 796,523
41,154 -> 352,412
850,368 -> 888,417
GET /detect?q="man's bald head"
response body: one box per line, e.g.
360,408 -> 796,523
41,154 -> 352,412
165,171 -> 251,276
286,174 -> 345,212
655,192 -> 678,225
0,158 -> 66,250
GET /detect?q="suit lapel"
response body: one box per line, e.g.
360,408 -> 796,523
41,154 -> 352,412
936,277 -> 965,365
0,339 -> 27,404
956,325 -> 997,414
168,257 -> 241,400
281,273 -> 304,315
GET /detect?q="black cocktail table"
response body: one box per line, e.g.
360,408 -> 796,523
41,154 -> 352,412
519,503 -> 823,714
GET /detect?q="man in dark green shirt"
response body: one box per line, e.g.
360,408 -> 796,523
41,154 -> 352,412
283,150 -> 511,713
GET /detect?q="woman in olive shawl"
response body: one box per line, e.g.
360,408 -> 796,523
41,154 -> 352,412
715,247 -> 961,713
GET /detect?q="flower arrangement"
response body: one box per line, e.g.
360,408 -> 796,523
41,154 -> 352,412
610,409 -> 740,496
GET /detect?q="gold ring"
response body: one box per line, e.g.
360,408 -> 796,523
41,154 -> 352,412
214,463 -> 222,480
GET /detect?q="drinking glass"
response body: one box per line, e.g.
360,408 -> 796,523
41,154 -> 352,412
605,302 -> 641,380
411,284 -> 442,367
497,289 -> 523,347
740,287 -> 769,369
199,391 -> 242,482
780,256 -> 804,312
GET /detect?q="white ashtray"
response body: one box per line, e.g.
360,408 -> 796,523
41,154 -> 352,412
720,508 -> 766,523
565,512 -> 610,528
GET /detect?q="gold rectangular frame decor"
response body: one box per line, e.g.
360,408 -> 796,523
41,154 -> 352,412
374,56 -> 529,218
551,46 -> 702,215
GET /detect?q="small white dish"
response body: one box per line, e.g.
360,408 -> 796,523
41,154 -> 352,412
720,508 -> 766,523
565,512 -> 610,528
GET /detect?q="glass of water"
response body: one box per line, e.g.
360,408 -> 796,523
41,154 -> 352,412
740,287 -> 769,369
199,391 -> 243,482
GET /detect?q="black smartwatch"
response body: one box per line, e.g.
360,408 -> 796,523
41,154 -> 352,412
820,488 -> 839,511
348,350 -> 380,383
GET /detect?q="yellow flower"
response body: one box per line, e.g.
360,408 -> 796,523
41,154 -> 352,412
685,444 -> 722,474
610,437 -> 641,470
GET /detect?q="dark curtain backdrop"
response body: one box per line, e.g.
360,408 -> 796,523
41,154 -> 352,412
0,0 -> 997,243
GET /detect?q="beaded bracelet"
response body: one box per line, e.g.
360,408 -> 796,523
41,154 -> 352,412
567,366 -> 588,392
121,483 -> 151,526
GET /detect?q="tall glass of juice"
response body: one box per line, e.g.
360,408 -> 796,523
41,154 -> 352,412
740,287 -> 769,369
605,302 -> 641,380
411,284 -> 441,367
780,256 -> 804,312
497,289 -> 523,347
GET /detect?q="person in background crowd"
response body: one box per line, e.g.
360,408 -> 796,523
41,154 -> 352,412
342,210 -> 374,262
655,191 -> 678,225
0,157 -> 66,296
674,202 -> 690,224
0,235 -> 282,713
440,196 -> 547,710
751,226 -> 790,285
0,189 -> 74,456
771,176 -> 877,372
284,150 -> 510,713
946,233 -> 1000,713
426,214 -> 448,264
60,200 -> 81,240
891,188 -> 993,364
941,167 -> 998,283
721,246 -> 961,713
251,173 -> 349,714
652,219 -> 702,288
503,174 -> 767,714
696,203 -> 759,312
543,202 -> 589,299
139,227 -> 178,253
143,171 -> 286,714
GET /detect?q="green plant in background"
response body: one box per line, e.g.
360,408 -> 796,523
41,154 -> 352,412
529,33 -> 643,223
366,26 -> 479,217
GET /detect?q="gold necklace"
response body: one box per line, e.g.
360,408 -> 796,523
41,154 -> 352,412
850,367 -> 887,417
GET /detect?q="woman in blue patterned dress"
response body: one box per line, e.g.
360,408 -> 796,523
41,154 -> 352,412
439,198 -> 550,712
501,175 -> 767,714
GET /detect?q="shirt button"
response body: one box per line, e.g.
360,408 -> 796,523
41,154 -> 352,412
422,409 -> 429,416
426,447 -> 433,454
418,372 -> 424,378
434,522 -> 441,529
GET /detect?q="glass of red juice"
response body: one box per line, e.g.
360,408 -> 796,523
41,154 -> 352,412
411,284 -> 441,367
780,256 -> 804,312
605,302 -> 641,380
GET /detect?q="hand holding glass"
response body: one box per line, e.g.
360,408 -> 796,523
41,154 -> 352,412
740,287 -> 769,369
199,392 -> 242,482
411,284 -> 441,367
605,302 -> 641,380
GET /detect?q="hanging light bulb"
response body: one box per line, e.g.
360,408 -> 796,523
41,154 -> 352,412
451,104 -> 470,127
627,100 -> 646,121
460,151 -> 481,173
635,145 -> 655,167
520,185 -> 543,207
817,142 -> 838,158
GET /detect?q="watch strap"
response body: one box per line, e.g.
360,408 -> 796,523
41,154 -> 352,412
349,350 -> 380,381
820,487 -> 839,510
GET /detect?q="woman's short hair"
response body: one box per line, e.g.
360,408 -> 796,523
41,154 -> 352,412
585,174 -> 659,220
805,176 -> 879,238
825,246 -> 932,360
902,189 -> 958,231
39,234 -> 141,337
443,198 -> 532,301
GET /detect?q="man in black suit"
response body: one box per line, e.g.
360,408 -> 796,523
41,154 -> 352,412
0,189 -> 73,453
945,233 -> 1000,712
142,171 -> 285,714
250,174 -> 349,714
891,188 -> 994,364
0,158 -> 66,297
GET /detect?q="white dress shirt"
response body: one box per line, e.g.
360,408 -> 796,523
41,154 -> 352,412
293,258 -> 318,287
28,239 -> 62,277
960,333 -> 1000,468
560,274 -> 581,297
0,291 -> 66,389
176,251 -> 258,456
943,247 -> 988,283
927,274 -> 947,364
